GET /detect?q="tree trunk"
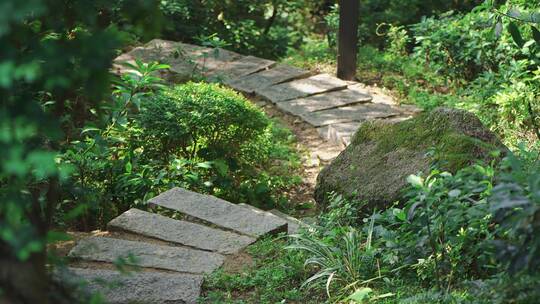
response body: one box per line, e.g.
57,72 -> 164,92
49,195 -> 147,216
0,252 -> 49,304
337,0 -> 360,80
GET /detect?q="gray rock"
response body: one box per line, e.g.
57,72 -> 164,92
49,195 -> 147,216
148,188 -> 287,237
228,64 -> 310,93
60,267 -> 203,304
257,73 -> 348,103
275,84 -> 372,115
68,237 -> 224,274
108,208 -> 256,254
301,103 -> 401,127
314,107 -> 506,210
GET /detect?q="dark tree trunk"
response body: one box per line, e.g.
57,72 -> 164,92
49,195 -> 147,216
337,0 -> 360,80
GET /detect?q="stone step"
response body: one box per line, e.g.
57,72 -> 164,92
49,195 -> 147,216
194,48 -> 242,74
108,208 -> 256,254
209,55 -> 276,82
60,267 -> 203,304
228,64 -> 310,94
300,103 -> 402,127
237,203 -> 308,235
256,73 -> 348,103
68,236 -> 224,274
268,209 -> 303,235
274,84 -> 372,116
148,187 -> 287,238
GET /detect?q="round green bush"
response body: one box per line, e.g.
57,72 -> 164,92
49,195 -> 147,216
138,82 -> 269,162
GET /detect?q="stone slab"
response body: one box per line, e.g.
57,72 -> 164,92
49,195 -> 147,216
69,237 -> 224,274
108,208 -> 255,254
300,103 -> 402,127
114,39 -> 243,81
60,267 -> 203,304
148,188 -> 287,237
193,48 -> 242,73
113,40 -> 210,81
256,73 -> 348,103
236,204 -> 309,235
275,84 -> 372,116
227,64 -> 310,94
208,55 -> 276,82
268,209 -> 304,235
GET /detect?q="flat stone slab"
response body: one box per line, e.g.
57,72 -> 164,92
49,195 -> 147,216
69,236 -> 224,274
237,204 -> 303,235
114,39 -> 242,80
148,188 -> 287,237
194,48 -> 242,74
60,268 -> 203,304
275,84 -> 372,115
256,73 -> 348,103
108,208 -> 256,254
300,103 -> 402,127
208,55 -> 276,82
228,64 -> 310,94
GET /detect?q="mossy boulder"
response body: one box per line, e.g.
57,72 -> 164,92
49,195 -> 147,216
314,107 -> 506,210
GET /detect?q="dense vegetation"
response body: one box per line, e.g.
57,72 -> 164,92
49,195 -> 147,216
1,0 -> 539,303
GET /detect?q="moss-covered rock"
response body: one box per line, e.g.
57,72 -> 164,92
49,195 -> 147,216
314,107 -> 506,211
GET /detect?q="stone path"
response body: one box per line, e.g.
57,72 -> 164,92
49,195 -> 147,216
66,188 -> 295,303
66,39 -> 421,303
114,38 -> 419,149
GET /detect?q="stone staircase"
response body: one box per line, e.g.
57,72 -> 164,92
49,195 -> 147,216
114,39 -> 420,150
65,187 -> 302,304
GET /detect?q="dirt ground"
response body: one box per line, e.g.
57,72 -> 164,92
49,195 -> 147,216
248,96 -> 344,217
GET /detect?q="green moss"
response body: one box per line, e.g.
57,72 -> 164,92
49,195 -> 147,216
352,108 -> 502,172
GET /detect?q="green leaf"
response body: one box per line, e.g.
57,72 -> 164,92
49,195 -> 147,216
347,287 -> 373,303
407,175 -> 423,188
532,26 -> 540,45
371,293 -> 395,300
81,127 -> 101,135
196,161 -> 213,169
448,189 -> 461,198
393,208 -> 406,221
508,22 -> 525,48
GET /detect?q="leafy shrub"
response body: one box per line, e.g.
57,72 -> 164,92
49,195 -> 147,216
490,152 -> 540,274
287,225 -> 380,300
317,192 -> 363,229
411,8 -> 513,81
139,83 -> 268,161
374,163 -> 499,287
